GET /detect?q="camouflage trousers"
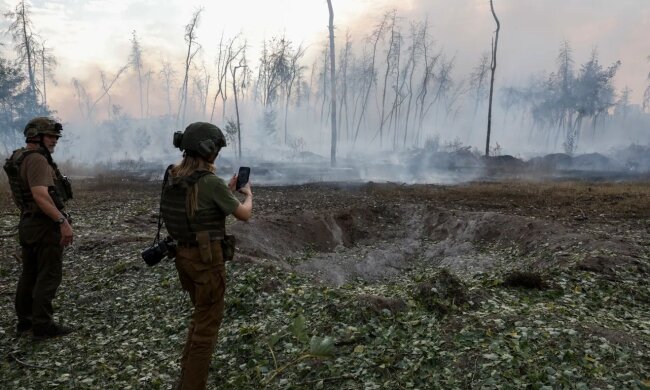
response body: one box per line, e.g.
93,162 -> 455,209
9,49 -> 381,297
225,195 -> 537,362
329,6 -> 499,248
175,241 -> 226,390
16,214 -> 63,330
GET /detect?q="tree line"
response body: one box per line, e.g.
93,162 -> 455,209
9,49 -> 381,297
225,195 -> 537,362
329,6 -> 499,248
1,2 -> 649,158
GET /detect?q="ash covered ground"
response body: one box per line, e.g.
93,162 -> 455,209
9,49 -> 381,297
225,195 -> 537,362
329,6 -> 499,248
0,175 -> 649,389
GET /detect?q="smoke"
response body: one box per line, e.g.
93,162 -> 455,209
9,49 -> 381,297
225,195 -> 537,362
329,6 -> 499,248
3,0 -> 649,184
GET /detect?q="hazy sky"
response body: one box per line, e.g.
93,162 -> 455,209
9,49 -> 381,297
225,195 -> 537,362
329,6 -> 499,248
1,0 -> 649,119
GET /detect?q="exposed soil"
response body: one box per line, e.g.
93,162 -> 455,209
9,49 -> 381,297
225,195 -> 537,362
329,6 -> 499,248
224,180 -> 650,285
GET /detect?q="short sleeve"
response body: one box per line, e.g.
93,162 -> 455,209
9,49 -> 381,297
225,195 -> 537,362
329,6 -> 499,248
21,153 -> 55,188
197,174 -> 240,216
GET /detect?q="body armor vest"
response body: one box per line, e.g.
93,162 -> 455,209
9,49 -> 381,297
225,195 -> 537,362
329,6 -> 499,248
160,170 -> 226,244
3,147 -> 72,212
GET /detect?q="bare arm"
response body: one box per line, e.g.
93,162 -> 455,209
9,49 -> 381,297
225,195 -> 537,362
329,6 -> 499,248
31,186 -> 73,246
227,175 -> 253,221
233,183 -> 253,221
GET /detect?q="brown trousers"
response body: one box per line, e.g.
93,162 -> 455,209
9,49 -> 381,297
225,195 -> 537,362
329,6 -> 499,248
175,241 -> 226,390
16,214 -> 63,329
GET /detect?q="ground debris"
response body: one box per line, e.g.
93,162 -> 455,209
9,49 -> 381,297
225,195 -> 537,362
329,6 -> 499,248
502,271 -> 548,289
0,178 -> 648,389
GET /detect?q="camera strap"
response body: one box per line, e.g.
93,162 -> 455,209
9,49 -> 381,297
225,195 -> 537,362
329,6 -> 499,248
153,165 -> 174,246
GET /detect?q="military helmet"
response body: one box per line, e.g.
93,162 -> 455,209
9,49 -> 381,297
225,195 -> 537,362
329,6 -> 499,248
173,122 -> 226,160
24,117 -> 63,139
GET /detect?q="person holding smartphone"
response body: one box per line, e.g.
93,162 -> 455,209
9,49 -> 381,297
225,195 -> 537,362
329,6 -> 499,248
160,122 -> 252,389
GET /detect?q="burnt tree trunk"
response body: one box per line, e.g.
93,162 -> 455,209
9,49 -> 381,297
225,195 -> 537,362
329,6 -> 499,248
327,0 -> 337,166
485,0 -> 500,156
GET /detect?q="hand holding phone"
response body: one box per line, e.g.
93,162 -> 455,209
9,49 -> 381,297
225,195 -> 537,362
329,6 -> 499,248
236,166 -> 250,191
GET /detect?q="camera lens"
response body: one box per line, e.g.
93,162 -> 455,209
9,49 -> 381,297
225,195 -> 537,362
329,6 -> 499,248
141,245 -> 163,266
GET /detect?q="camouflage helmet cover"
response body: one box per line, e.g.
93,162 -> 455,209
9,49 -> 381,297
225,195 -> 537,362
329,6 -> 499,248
24,117 -> 62,138
177,122 -> 226,159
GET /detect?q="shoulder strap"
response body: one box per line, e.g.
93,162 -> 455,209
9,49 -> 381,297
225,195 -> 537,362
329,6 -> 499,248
13,148 -> 40,165
153,164 -> 175,245
14,148 -> 60,174
184,170 -> 214,186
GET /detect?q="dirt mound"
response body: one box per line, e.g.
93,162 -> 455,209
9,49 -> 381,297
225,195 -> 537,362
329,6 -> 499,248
232,200 -> 645,286
529,153 -> 573,170
502,271 -> 547,289
483,155 -> 526,170
572,153 -> 619,171
611,144 -> 650,172
357,294 -> 407,315
414,269 -> 468,315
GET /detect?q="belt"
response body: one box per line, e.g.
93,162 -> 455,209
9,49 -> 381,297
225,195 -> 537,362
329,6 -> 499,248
21,210 -> 69,219
177,241 -> 199,248
21,211 -> 46,218
177,239 -> 221,248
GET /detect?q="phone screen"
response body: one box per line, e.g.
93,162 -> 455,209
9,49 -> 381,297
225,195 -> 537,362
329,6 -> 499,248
236,167 -> 250,190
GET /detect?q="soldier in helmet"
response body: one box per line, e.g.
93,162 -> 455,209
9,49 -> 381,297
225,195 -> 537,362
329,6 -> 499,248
2,117 -> 74,339
161,122 -> 252,389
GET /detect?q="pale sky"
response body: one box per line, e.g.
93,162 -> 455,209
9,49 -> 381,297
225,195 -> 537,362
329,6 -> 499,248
1,0 -> 649,118
6,0 -> 396,78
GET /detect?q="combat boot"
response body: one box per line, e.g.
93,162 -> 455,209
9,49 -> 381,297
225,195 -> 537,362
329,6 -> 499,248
33,323 -> 74,340
16,320 -> 32,337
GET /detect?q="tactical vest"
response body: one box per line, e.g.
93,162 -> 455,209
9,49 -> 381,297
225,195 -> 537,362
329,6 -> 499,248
3,147 -> 73,212
160,169 -> 226,244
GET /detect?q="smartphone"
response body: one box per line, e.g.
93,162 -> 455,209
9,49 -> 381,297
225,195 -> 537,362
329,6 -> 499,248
236,167 -> 250,190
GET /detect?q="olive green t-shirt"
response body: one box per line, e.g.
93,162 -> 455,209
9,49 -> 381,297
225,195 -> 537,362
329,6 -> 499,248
20,152 -> 55,188
196,174 -> 240,216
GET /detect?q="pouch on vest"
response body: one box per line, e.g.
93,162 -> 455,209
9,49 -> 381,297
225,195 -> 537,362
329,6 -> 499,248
196,231 -> 212,263
221,234 -> 236,262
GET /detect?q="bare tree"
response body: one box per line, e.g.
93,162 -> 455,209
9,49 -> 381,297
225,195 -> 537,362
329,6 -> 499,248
210,33 -> 244,122
38,40 -> 57,106
414,18 -> 440,146
643,56 -> 650,111
94,66 -> 128,120
160,60 -> 176,117
129,31 -> 144,118
231,53 -> 248,159
257,35 -> 294,138
317,43 -> 330,125
178,9 -> 203,127
485,0 -> 500,156
337,30 -> 352,142
353,12 -> 389,146
615,86 -> 632,119
144,69 -> 153,117
402,21 -> 423,147
377,10 -> 399,147
71,78 -> 92,121
327,0 -> 337,166
73,65 -> 128,122
554,40 -> 576,140
469,52 -> 490,115
100,71 -> 113,119
257,36 -> 292,109
191,61 -> 210,118
431,56 -> 455,117
388,21 -> 405,149
283,44 -> 306,143
5,1 -> 41,103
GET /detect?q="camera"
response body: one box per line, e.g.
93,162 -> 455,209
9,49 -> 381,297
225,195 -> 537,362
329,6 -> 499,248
141,236 -> 177,266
